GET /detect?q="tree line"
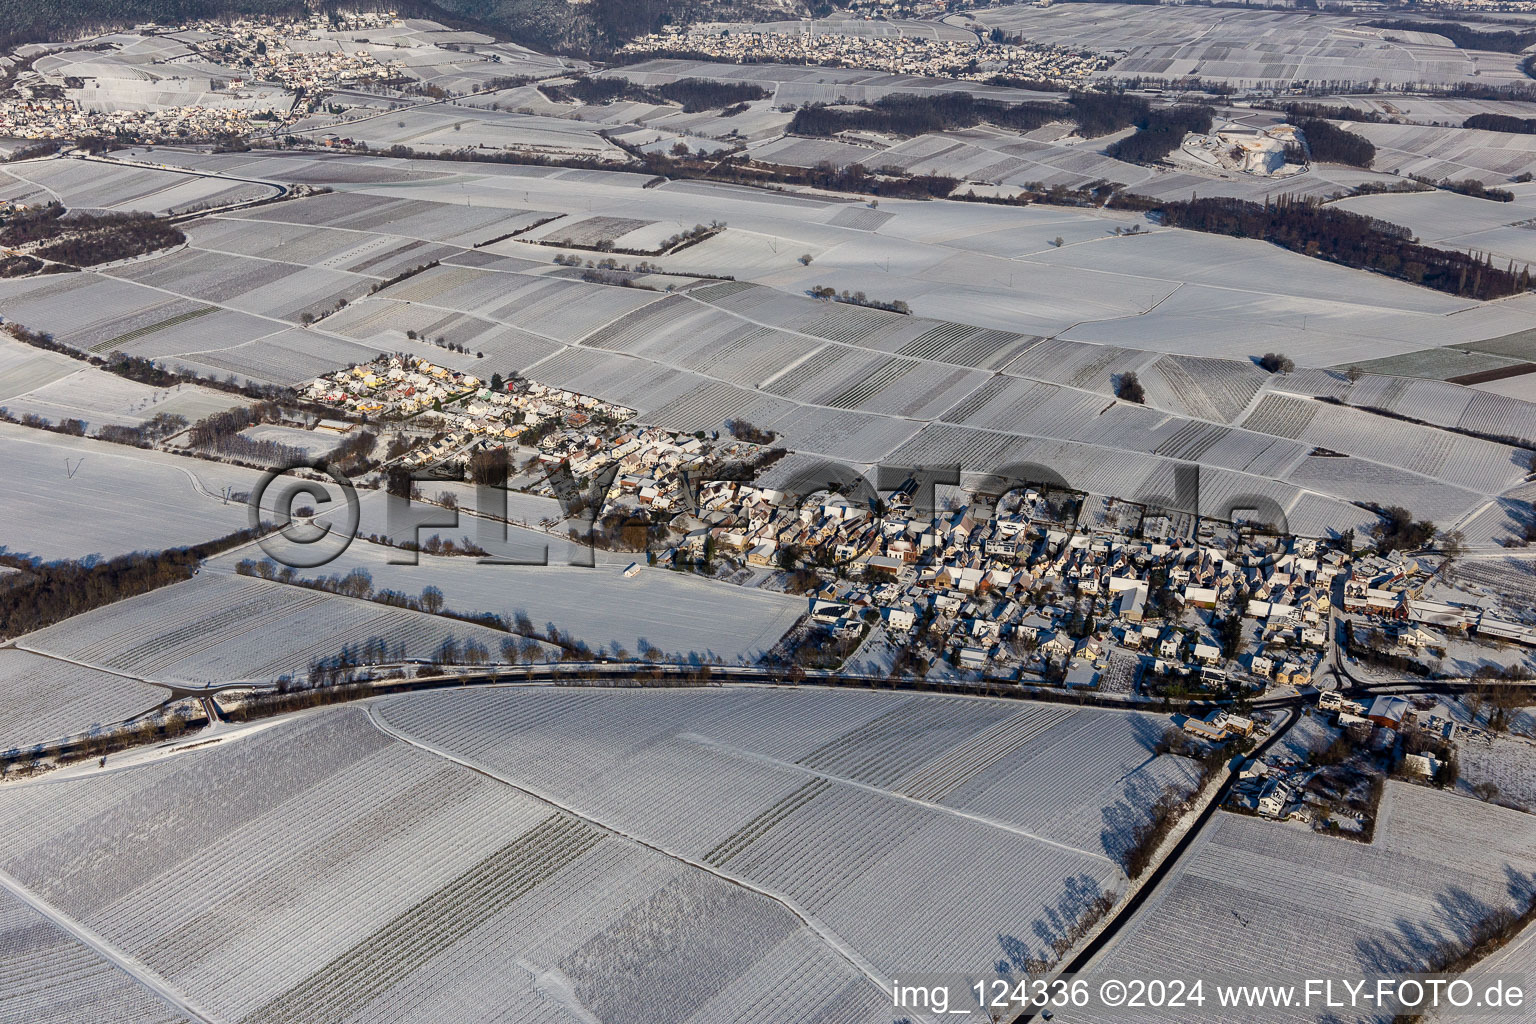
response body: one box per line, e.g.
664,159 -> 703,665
1365,18 -> 1536,54
0,528 -> 259,640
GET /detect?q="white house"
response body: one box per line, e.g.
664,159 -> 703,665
1257,779 -> 1292,818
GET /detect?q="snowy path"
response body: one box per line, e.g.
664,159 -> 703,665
0,865 -> 212,1023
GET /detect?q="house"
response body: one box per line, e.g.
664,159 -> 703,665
932,593 -> 963,617
1216,711 -> 1255,736
1159,634 -> 1182,659
811,601 -> 849,625
1366,694 -> 1409,730
1257,779 -> 1292,818
1038,632 -> 1072,660
1182,585 -> 1219,608
957,646 -> 991,670
1118,584 -> 1147,622
1015,613 -> 1053,641
1275,663 -> 1311,687
1393,625 -> 1437,649
1403,752 -> 1440,778
1182,711 -> 1229,742
1250,653 -> 1274,678
884,607 -> 915,632
1192,641 -> 1221,665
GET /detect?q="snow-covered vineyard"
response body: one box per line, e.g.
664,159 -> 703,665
0,690 -> 1205,1023
0,651 -> 169,755
5,154 -> 1535,548
15,574 -> 532,688
0,888 -> 192,1024
1053,784 -> 1536,1023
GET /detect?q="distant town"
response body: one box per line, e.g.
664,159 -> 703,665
621,23 -> 1115,83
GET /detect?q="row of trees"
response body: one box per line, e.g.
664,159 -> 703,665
807,285 -> 910,314
1365,18 -> 1536,53
1417,176 -> 1516,202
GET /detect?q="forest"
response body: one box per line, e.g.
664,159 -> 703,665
539,75 -> 769,112
1280,101 -> 1389,124
789,90 -> 1152,140
0,528 -> 259,639
1294,117 -> 1376,167
1365,19 -> 1536,53
1103,105 -> 1214,164
1140,195 -> 1532,300
1464,112 -> 1536,134
790,92 -> 1064,137
0,202 -> 184,267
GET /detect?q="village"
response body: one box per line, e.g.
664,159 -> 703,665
302,354 -> 762,515
293,356 -> 1536,843
0,11 -> 412,145
620,23 -> 1114,83
0,96 -> 269,143
182,12 -> 409,93
302,353 -> 1536,723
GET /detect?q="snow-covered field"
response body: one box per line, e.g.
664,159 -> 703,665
0,423 -> 266,562
15,573 -> 541,687
0,650 -> 169,752
0,887 -> 192,1024
202,540 -> 806,665
0,691 -> 1201,1024
1055,784 -> 1536,1023
2,153 -> 1533,548
0,157 -> 278,215
373,687 -> 1203,989
0,365 -> 246,433
1456,736 -> 1536,812
970,5 -> 1530,89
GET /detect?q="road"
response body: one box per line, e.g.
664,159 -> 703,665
1013,699 -> 1305,1023
73,152 -> 289,216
